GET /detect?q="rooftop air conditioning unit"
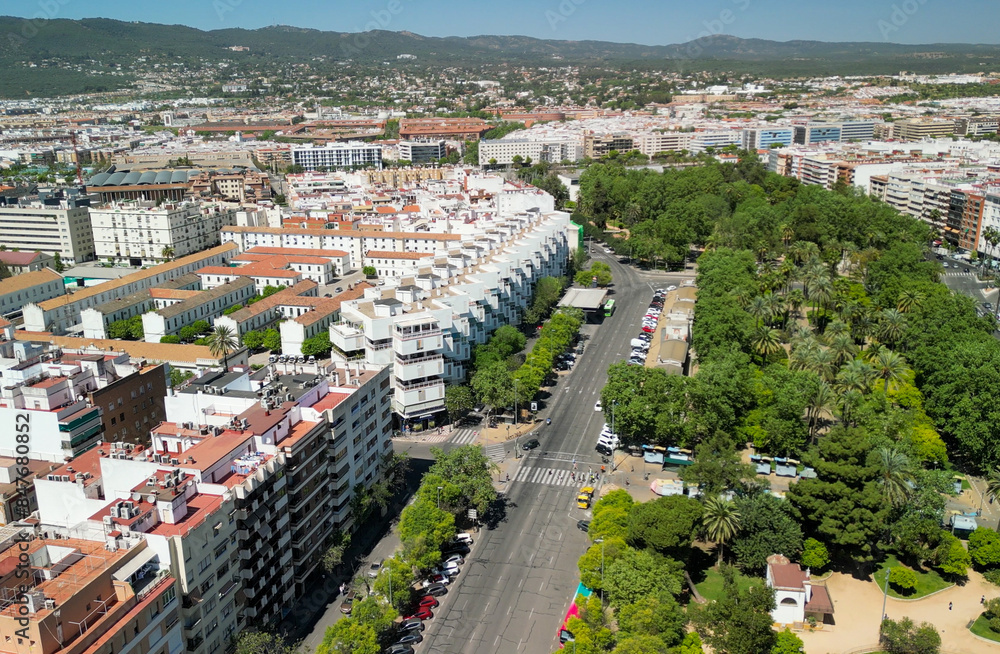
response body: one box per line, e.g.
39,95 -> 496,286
170,458 -> 180,465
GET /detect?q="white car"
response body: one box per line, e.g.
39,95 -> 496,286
594,400 -> 602,412
667,285 -> 677,291
443,554 -> 465,566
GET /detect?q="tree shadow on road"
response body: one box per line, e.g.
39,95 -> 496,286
483,495 -> 513,530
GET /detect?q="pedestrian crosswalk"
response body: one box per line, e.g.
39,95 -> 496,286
449,428 -> 479,445
944,270 -> 976,276
484,442 -> 507,463
511,464 -> 597,487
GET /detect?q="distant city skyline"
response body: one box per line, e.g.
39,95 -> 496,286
6,0 -> 1000,46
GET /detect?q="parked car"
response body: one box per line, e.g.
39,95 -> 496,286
421,574 -> 450,587
421,583 -> 448,597
418,595 -> 440,609
395,633 -> 424,645
596,443 -> 613,455
367,560 -> 383,578
442,543 -> 469,556
443,554 -> 465,566
399,619 -> 425,632
405,607 -> 434,621
339,591 -> 357,614
387,645 -> 414,654
522,438 -> 540,450
667,285 -> 677,291
335,286 -> 343,293
577,519 -> 591,532
452,533 -> 474,545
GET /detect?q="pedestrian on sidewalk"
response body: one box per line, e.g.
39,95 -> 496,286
506,473 -> 510,483
949,601 -> 953,610
982,595 -> 986,605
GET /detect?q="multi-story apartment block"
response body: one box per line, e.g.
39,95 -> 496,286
0,196 -> 95,264
142,278 -> 256,343
688,130 -> 743,152
23,243 -> 237,334
478,139 -> 583,165
583,133 -> 635,159
80,274 -> 202,340
397,140 -> 447,164
636,131 -> 693,157
0,536 -> 181,654
213,280 -> 319,338
291,143 -> 383,171
793,124 -> 842,145
0,346 -> 171,461
0,268 -> 64,319
330,210 -> 574,425
90,201 -> 237,266
894,118 -> 955,142
742,128 -> 794,150
955,116 -> 1000,137
950,189 -> 986,250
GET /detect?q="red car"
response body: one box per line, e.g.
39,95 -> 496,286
405,607 -> 434,621
641,325 -> 655,333
418,596 -> 439,609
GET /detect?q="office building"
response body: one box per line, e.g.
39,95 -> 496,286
397,140 -> 447,164
793,124 -> 842,145
742,128 -> 794,150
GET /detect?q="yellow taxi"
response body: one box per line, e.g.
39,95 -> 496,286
577,486 -> 594,509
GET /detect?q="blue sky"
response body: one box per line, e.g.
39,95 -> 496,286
8,0 -> 999,45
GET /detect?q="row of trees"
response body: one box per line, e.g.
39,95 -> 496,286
317,446 -> 495,654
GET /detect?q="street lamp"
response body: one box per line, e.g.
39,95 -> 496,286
513,377 -> 519,427
437,486 -> 443,510
595,538 -> 605,599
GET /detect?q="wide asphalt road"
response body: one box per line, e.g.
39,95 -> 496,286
418,252 -> 693,654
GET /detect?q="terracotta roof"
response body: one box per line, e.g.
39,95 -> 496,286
157,277 -> 255,319
768,555 -> 809,591
0,267 -> 63,295
245,246 -> 349,258
295,282 -> 371,326
222,226 -> 463,240
805,584 -> 834,614
15,331 -> 225,363
365,250 -> 435,260
36,243 -> 238,310
0,250 -> 45,266
224,280 -> 317,322
149,288 -> 199,300
197,265 -> 301,279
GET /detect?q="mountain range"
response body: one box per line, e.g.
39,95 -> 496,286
1,16 -> 999,97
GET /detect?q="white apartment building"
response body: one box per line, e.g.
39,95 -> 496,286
90,201 -> 237,266
330,210 -> 575,425
479,138 -> 583,165
292,142 -> 383,170
23,242 -> 237,335
636,132 -> 693,157
0,197 -> 95,264
688,130 -> 743,153
142,277 -> 256,343
0,268 -> 64,318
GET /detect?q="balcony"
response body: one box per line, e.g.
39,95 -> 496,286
330,323 -> 365,352
394,352 -> 444,381
393,332 -> 443,357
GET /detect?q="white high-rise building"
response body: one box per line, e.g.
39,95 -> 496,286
90,200 -> 237,265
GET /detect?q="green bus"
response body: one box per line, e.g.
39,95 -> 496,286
604,299 -> 616,317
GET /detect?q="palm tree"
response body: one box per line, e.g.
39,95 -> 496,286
986,467 -> 1000,505
870,348 -> 908,394
807,347 -> 837,383
806,382 -> 835,441
747,296 -> 770,327
809,276 -> 834,314
828,332 -> 858,366
750,326 -> 782,365
786,288 -> 805,319
702,496 -> 741,566
837,359 -> 875,394
837,388 -> 864,425
896,289 -> 924,314
207,324 -> 239,370
780,224 -> 795,249
730,287 -> 751,309
161,246 -> 175,260
872,446 -> 913,508
876,309 -> 907,349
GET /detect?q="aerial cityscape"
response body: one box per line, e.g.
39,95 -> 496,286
2,2 -> 1000,653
